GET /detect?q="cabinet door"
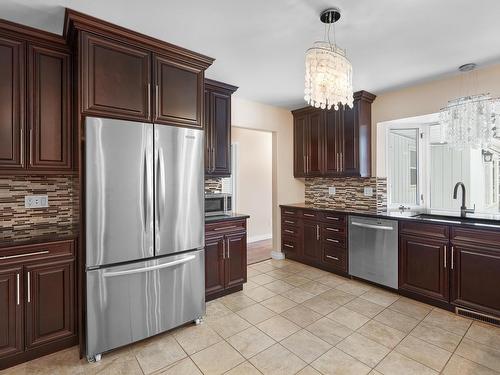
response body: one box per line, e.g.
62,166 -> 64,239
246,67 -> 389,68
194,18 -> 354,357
210,91 -> 231,176
153,55 -> 203,128
0,266 -> 23,359
306,111 -> 324,176
25,259 -> 74,349
302,220 -> 321,263
399,235 -> 449,303
342,105 -> 358,175
81,32 -> 151,121
225,232 -> 247,288
451,243 -> 500,316
205,235 -> 226,296
293,114 -> 307,177
28,45 -> 72,171
324,109 -> 342,175
0,36 -> 25,170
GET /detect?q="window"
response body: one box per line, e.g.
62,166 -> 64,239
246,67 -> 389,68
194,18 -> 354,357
382,113 -> 500,214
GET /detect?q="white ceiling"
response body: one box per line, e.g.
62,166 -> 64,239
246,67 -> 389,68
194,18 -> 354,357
3,0 -> 500,109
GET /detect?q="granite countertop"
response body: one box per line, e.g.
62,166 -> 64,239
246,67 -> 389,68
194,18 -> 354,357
205,213 -> 250,223
281,203 -> 500,229
0,224 -> 79,248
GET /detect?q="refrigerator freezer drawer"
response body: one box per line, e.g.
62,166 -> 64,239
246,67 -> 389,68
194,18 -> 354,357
86,250 -> 205,357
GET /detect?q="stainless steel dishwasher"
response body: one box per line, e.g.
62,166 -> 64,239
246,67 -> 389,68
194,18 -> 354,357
348,216 -> 398,289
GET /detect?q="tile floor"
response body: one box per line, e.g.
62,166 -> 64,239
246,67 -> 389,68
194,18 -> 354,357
3,258 -> 500,375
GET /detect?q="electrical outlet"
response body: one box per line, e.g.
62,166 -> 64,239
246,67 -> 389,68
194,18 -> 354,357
25,195 -> 49,208
363,187 -> 374,197
328,187 -> 336,195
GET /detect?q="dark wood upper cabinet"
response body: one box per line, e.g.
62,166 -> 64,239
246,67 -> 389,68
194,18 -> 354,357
292,90 -> 375,178
80,32 -> 151,121
399,234 -> 449,303
28,45 -> 72,170
0,266 -> 23,359
25,259 -> 75,349
204,235 -> 226,297
153,55 -> 203,128
225,231 -> 247,288
205,79 -> 238,177
0,36 -> 25,170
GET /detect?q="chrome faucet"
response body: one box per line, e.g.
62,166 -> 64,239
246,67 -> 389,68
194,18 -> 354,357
453,182 -> 475,218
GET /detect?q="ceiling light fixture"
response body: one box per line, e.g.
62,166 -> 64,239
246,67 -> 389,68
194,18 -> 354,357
440,63 -> 500,150
304,8 -> 353,110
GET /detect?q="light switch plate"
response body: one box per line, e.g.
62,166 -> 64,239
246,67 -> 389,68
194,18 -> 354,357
25,195 -> 49,208
328,187 -> 336,195
363,187 -> 374,197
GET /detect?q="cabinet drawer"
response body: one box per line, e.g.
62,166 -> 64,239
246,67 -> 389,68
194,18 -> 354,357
399,221 -> 449,240
0,240 -> 75,266
281,207 -> 300,217
302,210 -> 320,220
322,234 -> 346,248
322,225 -> 346,238
282,217 -> 300,227
322,245 -> 347,271
205,219 -> 246,236
282,225 -> 300,237
282,237 -> 299,254
320,212 -> 346,225
451,227 -> 500,249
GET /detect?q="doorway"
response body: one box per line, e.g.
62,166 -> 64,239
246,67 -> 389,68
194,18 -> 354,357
231,127 -> 273,264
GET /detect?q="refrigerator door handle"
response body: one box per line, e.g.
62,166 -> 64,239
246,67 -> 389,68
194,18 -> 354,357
102,255 -> 196,277
143,151 -> 148,232
156,147 -> 166,228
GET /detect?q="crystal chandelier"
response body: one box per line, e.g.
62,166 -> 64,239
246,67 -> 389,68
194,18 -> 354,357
304,8 -> 353,110
440,64 -> 500,150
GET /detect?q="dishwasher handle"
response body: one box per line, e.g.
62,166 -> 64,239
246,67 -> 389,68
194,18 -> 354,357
351,221 -> 394,231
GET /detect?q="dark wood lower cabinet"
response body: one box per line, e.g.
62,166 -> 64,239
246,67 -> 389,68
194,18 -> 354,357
399,234 -> 449,303
204,235 -> 225,296
451,243 -> 500,316
25,259 -> 74,349
205,219 -> 248,301
0,266 -> 23,359
302,220 -> 321,263
0,240 -> 76,370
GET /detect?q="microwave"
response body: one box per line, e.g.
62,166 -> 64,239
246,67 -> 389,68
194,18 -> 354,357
205,193 -> 232,216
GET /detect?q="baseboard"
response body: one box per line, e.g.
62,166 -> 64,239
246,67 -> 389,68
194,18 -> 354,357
247,233 -> 272,243
271,250 -> 285,260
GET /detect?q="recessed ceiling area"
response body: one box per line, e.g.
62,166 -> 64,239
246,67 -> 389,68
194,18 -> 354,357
2,0 -> 500,108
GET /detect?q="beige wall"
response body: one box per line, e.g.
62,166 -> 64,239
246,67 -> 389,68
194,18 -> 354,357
231,97 -> 304,253
232,127 -> 272,242
372,64 -> 500,176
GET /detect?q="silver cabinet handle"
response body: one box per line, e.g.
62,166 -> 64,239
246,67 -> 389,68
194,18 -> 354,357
212,147 -> 216,172
326,216 -> 339,221
340,153 -> 343,171
316,224 -> 320,240
104,255 -> 196,277
284,220 -> 295,224
326,227 -> 339,232
283,244 -> 294,248
303,155 -> 306,173
284,211 -> 295,215
307,155 -> 310,172
336,152 -> 339,171
326,255 -> 339,261
213,225 -> 237,231
326,238 -> 340,243
222,239 -> 225,259
16,273 -> 20,305
351,222 -> 394,231
444,245 -> 447,268
451,246 -> 454,270
226,239 -> 230,259
155,84 -> 159,120
29,128 -> 33,166
0,250 -> 49,260
304,213 -> 315,217
27,271 -> 31,303
147,83 -> 151,119
284,229 -> 294,234
20,127 -> 24,165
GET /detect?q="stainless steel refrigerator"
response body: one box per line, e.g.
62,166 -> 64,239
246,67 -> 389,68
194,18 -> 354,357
84,117 -> 205,361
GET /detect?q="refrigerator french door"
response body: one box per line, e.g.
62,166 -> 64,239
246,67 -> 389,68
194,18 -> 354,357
85,117 -> 205,360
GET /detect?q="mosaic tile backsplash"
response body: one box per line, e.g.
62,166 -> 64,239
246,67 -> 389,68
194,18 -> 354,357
305,177 -> 387,212
205,177 -> 222,194
0,176 -> 79,241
